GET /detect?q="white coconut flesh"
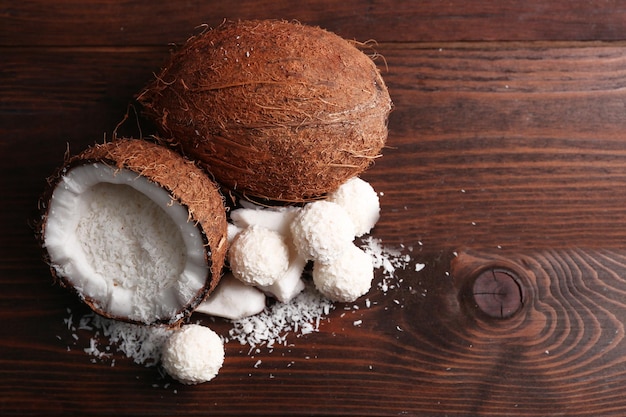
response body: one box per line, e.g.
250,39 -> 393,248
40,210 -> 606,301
43,162 -> 209,324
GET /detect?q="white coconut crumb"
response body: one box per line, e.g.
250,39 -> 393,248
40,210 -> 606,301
76,182 -> 186,305
360,236 -> 416,294
59,179 -> 424,382
84,337 -> 110,359
224,282 -> 334,350
67,310 -> 173,366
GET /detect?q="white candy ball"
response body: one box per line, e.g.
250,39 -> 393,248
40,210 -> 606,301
312,244 -> 374,303
161,324 -> 225,385
327,177 -> 380,237
228,225 -> 290,286
290,200 -> 355,264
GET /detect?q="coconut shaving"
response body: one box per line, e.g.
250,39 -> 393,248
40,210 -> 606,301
61,235 -> 416,368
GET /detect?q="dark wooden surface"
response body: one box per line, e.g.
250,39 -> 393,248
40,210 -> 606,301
5,1 -> 626,415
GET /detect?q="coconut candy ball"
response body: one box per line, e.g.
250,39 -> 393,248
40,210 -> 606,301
161,324 -> 225,385
312,244 -> 374,303
327,177 -> 380,237
290,200 -> 355,264
228,225 -> 290,287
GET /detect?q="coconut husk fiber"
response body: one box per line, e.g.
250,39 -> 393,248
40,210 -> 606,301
37,138 -> 228,325
137,19 -> 393,203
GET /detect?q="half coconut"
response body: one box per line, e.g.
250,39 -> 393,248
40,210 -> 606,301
37,138 -> 228,325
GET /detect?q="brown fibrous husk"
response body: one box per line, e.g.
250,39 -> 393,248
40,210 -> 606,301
37,138 -> 228,325
137,19 -> 393,203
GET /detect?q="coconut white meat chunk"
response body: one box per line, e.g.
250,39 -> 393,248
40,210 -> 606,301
290,200 -> 355,264
257,254 -> 307,303
161,324 -> 225,384
230,206 -> 299,236
228,225 -> 290,287
227,223 -> 243,243
43,163 -> 209,324
327,177 -> 380,237
312,244 -> 374,303
195,272 -> 266,320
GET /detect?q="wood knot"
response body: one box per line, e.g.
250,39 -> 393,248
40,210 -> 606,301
471,269 -> 524,319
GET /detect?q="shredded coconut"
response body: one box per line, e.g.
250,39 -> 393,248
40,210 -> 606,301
66,311 -> 173,366
77,183 -> 186,293
65,236 -> 419,367
359,236 -> 413,293
225,282 -> 335,350
75,183 -> 187,323
61,201 -> 423,383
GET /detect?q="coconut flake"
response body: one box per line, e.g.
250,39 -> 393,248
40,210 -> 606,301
360,236 -> 414,294
67,310 -> 173,366
257,254 -> 307,303
230,206 -> 299,236
225,282 -> 334,349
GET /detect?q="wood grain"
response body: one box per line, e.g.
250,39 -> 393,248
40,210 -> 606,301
4,0 -> 626,45
375,42 -> 626,250
5,1 -> 626,415
447,249 -> 626,416
7,43 -> 626,251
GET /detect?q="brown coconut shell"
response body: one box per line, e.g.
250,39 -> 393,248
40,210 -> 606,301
37,138 -> 228,325
137,19 -> 392,203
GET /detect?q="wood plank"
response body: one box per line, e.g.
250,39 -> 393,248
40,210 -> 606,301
0,47 -> 166,171
6,43 -> 626,251
6,245 -> 626,415
446,248 -> 626,416
375,42 -> 626,250
6,32 -> 626,417
3,0 -> 626,46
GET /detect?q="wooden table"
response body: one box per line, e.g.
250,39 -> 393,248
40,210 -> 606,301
4,1 -> 626,415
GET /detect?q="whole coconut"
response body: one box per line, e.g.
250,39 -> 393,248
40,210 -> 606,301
137,19 -> 392,202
